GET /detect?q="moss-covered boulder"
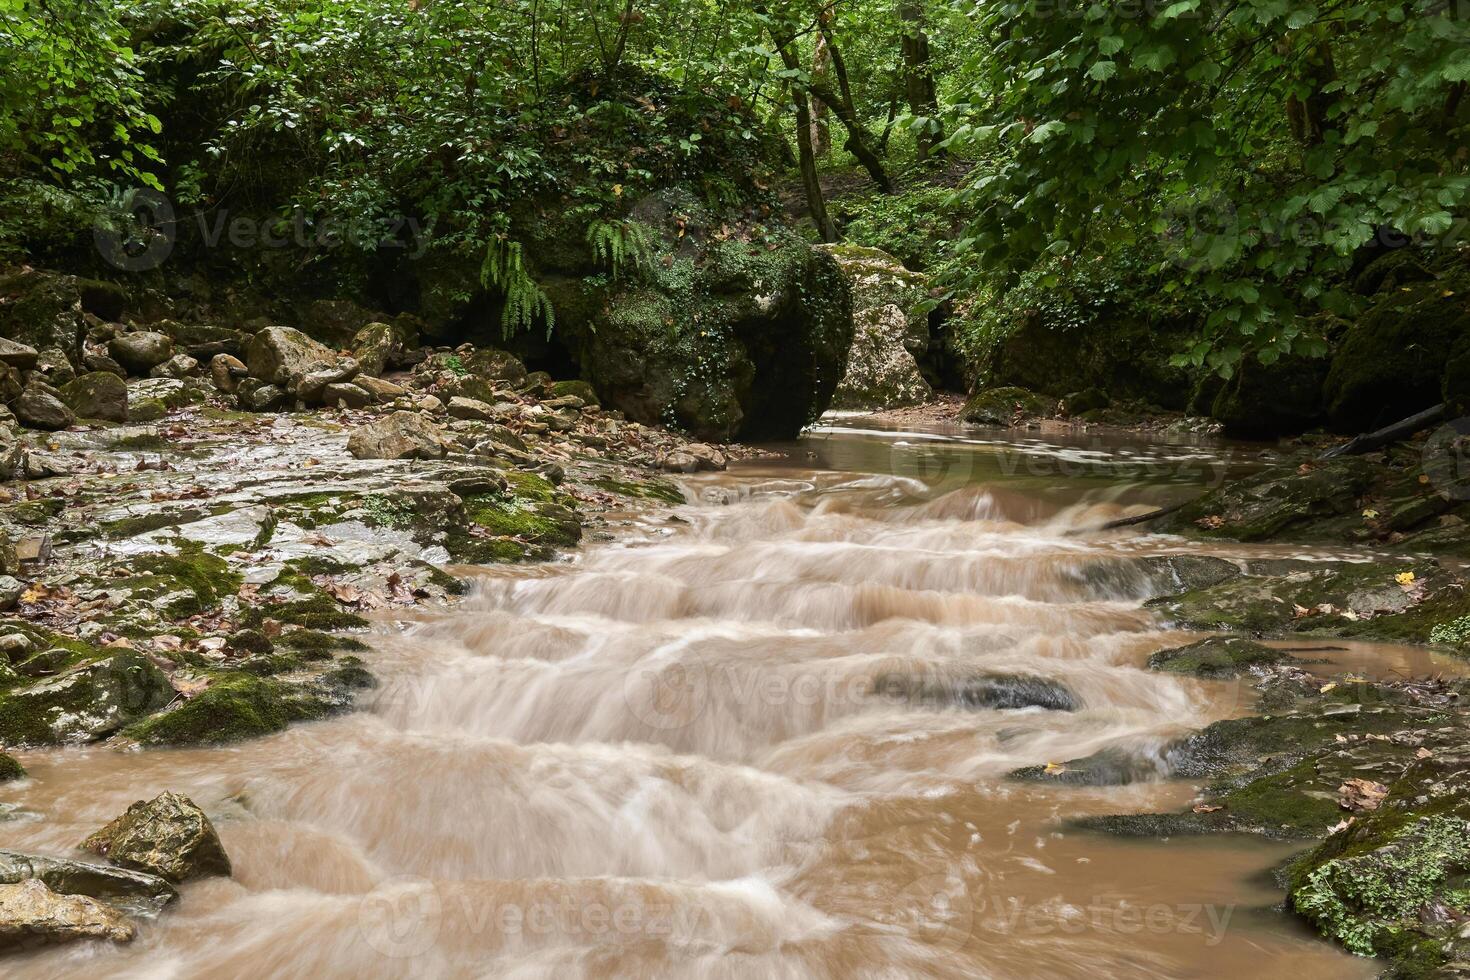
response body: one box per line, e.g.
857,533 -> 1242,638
1325,278 -> 1470,432
123,673 -> 331,746
0,269 -> 124,364
542,224 -> 851,441
60,371 -> 129,423
1158,455 -> 1378,542
81,792 -> 231,884
0,653 -> 175,746
1209,349 -> 1329,438
958,386 -> 1057,426
0,752 -> 23,782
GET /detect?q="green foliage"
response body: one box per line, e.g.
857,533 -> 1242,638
587,218 -> 658,279
946,0 -> 1470,374
482,236 -> 555,337
1429,615 -> 1470,647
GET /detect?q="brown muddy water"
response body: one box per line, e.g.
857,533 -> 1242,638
4,416 -> 1456,978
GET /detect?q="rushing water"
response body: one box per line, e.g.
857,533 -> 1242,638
10,417 -> 1457,978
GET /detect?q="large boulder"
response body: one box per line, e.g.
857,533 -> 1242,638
81,792 -> 232,884
817,244 -> 932,410
11,383 -> 75,431
0,880 -> 135,949
246,326 -> 352,395
60,372 -> 129,422
1210,350 -> 1329,438
107,331 -> 174,376
347,411 -> 448,460
0,339 -> 39,371
543,230 -> 851,441
350,322 -> 398,377
1325,278 -> 1469,431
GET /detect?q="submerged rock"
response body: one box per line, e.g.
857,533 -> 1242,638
872,672 -> 1079,711
1147,637 -> 1297,678
0,753 -> 23,782
959,386 -> 1057,427
0,879 -> 134,949
1010,746 -> 1166,786
81,792 -> 231,884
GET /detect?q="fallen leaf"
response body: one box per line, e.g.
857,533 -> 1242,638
1395,571 -> 1416,585
1319,682 -> 1338,694
1362,508 -> 1379,520
1195,515 -> 1225,529
1042,762 -> 1067,775
1191,803 -> 1224,814
1328,817 -> 1354,834
1339,778 -> 1390,812
1416,747 -> 1434,759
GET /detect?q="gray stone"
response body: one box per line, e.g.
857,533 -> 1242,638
60,372 -> 129,422
209,354 -> 249,393
447,396 -> 498,421
353,375 -> 408,401
346,411 -> 448,460
108,331 -> 174,376
0,339 -> 39,371
350,322 -> 398,377
321,382 -> 372,409
149,353 -> 199,380
245,326 -> 344,388
0,849 -> 176,912
0,577 -> 21,612
12,384 -> 75,431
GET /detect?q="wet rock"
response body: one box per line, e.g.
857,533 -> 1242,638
1158,455 -> 1378,542
209,354 -> 249,393
11,384 -> 75,431
1010,746 -> 1166,786
0,879 -> 135,949
462,347 -> 527,385
1149,558 -> 1463,642
350,322 -> 397,377
149,353 -> 198,380
162,323 -> 247,360
81,792 -> 232,884
685,444 -> 727,471
0,849 -> 177,912
959,386 -> 1058,427
13,649 -> 75,678
124,672 -> 341,746
0,269 -> 95,361
817,244 -> 931,410
32,347 -> 75,387
658,451 -> 700,473
0,652 -> 175,746
1060,387 -> 1109,416
0,753 -> 23,782
347,411 -> 448,460
0,339 -> 39,371
321,382 -> 372,408
1147,637 -> 1297,678
59,372 -> 129,422
1210,349 -> 1329,438
82,349 -> 126,376
107,331 -> 174,376
872,672 -> 1079,711
245,326 -> 344,388
0,632 -> 32,659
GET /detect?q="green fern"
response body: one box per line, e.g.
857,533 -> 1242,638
481,236 -> 554,338
587,218 -> 657,280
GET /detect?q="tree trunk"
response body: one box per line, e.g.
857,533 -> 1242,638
810,34 -> 831,158
811,11 -> 895,192
793,90 -> 837,242
900,1 -> 943,161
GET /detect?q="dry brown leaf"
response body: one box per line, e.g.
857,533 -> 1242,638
1191,803 -> 1224,814
1339,778 -> 1390,812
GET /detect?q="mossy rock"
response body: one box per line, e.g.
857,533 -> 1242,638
276,629 -> 367,657
0,752 -> 24,782
959,386 -> 1057,427
590,477 -> 685,505
549,379 -> 599,405
1149,558 -> 1467,643
1157,455 -> 1378,543
1147,637 -> 1298,678
0,652 -> 175,746
1325,278 -> 1470,432
1288,750 -> 1470,972
1209,350 -> 1328,438
124,672 -> 333,746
